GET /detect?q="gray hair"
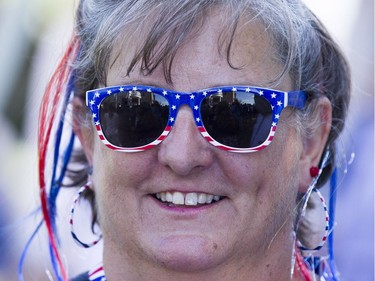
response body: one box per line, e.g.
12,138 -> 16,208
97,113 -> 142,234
72,0 -> 350,186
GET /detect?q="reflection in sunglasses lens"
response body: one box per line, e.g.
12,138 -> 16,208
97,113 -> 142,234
201,91 -> 273,148
99,89 -> 273,149
100,91 -> 169,147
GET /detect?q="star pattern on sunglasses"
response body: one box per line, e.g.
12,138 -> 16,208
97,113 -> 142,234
86,85 -> 306,153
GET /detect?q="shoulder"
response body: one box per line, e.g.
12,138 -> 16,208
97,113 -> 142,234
71,272 -> 89,281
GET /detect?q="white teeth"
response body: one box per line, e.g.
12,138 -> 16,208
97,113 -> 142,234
185,193 -> 198,205
172,192 -> 185,205
161,192 -> 166,202
166,192 -> 173,202
198,193 -> 207,204
155,191 -> 222,206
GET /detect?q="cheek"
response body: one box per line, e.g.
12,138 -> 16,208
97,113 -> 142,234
228,124 -> 302,194
219,128 -> 302,255
268,125 -> 302,193
92,149 -> 127,228
91,145 -> 154,235
92,141 -> 155,187
264,122 -> 303,216
254,122 -> 303,221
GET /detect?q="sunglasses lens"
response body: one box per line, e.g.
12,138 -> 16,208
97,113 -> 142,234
99,91 -> 170,147
201,90 -> 273,148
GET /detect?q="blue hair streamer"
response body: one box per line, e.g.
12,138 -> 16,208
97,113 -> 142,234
17,219 -> 43,281
49,128 -> 76,281
18,66 -> 76,281
46,68 -> 76,281
48,68 -> 77,234
328,168 -> 339,281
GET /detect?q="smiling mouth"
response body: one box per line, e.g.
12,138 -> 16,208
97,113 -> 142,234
154,191 -> 224,207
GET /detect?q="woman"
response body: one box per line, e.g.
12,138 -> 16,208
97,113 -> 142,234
33,0 -> 350,280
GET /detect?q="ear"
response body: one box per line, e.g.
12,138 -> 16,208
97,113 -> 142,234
72,97 -> 94,165
298,97 -> 332,192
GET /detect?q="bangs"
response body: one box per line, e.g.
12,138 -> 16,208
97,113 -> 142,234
93,2 -> 248,86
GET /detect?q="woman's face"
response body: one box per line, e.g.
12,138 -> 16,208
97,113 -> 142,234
85,13 -> 310,276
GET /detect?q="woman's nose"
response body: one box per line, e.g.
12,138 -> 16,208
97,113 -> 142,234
157,105 -> 214,176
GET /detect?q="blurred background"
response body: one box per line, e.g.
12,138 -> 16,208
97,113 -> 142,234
0,0 -> 373,280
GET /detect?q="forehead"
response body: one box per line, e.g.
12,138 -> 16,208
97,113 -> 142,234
107,8 -> 290,90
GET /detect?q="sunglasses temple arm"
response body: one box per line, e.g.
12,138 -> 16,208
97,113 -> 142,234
287,91 -> 307,109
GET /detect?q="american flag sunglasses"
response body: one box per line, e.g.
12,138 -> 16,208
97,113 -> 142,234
86,85 -> 307,153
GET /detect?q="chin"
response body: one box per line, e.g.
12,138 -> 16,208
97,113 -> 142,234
148,234 -> 224,272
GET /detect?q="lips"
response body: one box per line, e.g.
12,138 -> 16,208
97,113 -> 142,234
155,191 -> 223,206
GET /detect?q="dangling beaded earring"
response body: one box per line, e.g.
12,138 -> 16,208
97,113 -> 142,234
70,181 -> 102,248
297,187 -> 329,251
296,151 -> 331,252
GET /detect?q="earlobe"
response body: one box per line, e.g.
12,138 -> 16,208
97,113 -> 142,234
298,97 -> 332,192
72,97 -> 94,165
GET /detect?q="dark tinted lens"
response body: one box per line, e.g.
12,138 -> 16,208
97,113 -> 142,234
99,90 -> 170,147
201,91 -> 273,148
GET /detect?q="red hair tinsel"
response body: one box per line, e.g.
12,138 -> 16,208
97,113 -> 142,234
38,35 -> 80,281
295,250 -> 313,281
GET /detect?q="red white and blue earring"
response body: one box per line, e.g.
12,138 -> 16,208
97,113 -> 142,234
70,181 -> 102,248
297,185 -> 330,251
296,161 -> 330,251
